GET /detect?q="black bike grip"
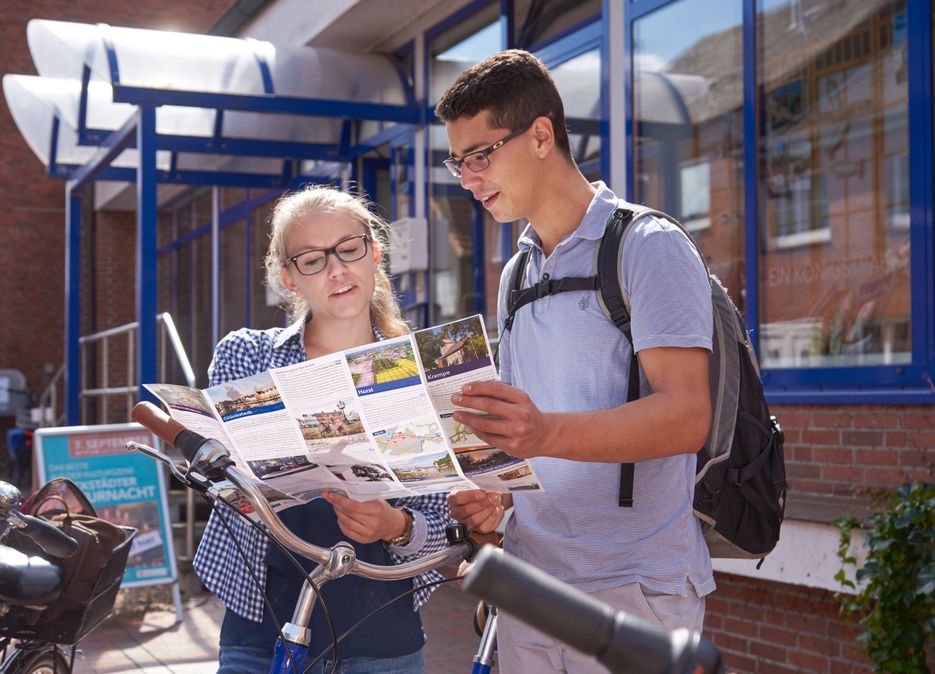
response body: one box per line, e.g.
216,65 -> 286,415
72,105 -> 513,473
18,514 -> 79,559
463,546 -> 682,674
131,401 -> 208,461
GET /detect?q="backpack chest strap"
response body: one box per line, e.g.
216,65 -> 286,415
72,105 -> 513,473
504,274 -> 599,330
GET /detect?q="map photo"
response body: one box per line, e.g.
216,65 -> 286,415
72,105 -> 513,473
145,383 -> 214,417
248,454 -> 317,480
327,462 -> 395,484
206,371 -> 284,419
496,464 -> 540,490
439,412 -> 485,449
373,417 -> 446,457
454,445 -> 523,476
296,397 -> 373,462
389,451 -> 459,484
414,315 -> 491,379
346,339 -> 420,390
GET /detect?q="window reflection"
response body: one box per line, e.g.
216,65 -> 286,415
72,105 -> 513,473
551,49 -> 602,179
633,0 -> 745,309
512,0 -> 600,49
759,0 -> 910,367
428,6 -> 501,328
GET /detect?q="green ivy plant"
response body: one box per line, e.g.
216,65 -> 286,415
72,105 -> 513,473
834,482 -> 935,674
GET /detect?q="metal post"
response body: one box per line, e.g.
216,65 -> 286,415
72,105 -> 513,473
101,336 -> 110,424
65,189 -> 82,425
211,187 -> 220,348
137,106 -> 158,401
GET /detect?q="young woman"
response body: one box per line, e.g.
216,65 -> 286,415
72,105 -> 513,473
193,185 -> 450,674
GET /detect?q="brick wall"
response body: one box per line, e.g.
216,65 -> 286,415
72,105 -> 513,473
706,572 -> 874,674
774,404 -> 935,502
0,0 -> 229,404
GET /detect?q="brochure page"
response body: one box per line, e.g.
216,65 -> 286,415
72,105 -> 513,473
144,314 -> 542,513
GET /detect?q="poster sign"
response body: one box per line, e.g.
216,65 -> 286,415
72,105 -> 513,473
34,423 -> 178,588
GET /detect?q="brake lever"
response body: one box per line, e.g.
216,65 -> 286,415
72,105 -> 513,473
126,441 -> 192,485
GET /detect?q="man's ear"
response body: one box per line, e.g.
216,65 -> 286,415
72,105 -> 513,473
531,116 -> 555,158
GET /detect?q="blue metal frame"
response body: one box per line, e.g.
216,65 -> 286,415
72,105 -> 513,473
624,0 -> 935,404
50,31 -> 430,417
907,0 -> 935,366
743,0 -> 760,357
64,190 -> 82,425
137,106 -> 158,406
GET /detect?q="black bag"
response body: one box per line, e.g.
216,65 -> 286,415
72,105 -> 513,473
503,206 -> 787,560
3,478 -> 137,644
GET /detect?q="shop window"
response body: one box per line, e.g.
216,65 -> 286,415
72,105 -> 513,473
427,4 -> 502,328
633,0 -> 745,305
513,0 -> 600,49
758,0 -> 910,368
550,48 -> 602,179
428,5 -> 500,104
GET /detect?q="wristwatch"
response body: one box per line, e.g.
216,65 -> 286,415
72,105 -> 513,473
385,506 -> 414,547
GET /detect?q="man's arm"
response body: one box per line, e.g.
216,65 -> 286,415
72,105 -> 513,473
452,345 -> 711,463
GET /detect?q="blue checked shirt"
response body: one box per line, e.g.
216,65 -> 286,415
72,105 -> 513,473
193,317 -> 452,622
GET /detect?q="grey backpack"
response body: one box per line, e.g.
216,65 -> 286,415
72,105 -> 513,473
503,205 -> 787,559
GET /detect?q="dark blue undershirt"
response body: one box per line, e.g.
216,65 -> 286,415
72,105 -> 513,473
219,498 -> 424,660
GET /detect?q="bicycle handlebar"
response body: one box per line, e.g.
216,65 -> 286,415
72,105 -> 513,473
131,401 -> 210,462
128,402 -> 476,581
463,546 -> 724,674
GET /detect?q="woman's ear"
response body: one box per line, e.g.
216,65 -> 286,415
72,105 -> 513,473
370,236 -> 383,267
280,265 -> 297,294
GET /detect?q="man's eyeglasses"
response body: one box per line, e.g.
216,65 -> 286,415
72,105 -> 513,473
443,122 -> 533,178
287,234 -> 371,276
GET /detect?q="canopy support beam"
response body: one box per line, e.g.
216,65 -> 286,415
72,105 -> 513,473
64,188 -> 82,425
136,105 -> 158,404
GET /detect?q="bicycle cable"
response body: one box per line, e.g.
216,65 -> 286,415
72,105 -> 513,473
210,499 -> 303,674
213,493 -> 343,674
303,575 -> 465,673
213,493 -> 340,665
211,495 -> 340,674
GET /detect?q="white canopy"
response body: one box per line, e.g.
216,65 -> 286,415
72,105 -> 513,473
4,19 -> 412,176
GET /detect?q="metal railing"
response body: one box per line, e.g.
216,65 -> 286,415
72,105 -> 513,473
37,364 -> 66,428
38,313 -> 201,560
78,313 -> 197,425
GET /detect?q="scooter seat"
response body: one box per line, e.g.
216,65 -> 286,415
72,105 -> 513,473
0,545 -> 64,606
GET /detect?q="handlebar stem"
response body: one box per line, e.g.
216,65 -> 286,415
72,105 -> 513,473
282,541 -> 356,647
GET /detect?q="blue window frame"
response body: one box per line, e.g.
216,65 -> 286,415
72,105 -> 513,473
626,0 -> 935,404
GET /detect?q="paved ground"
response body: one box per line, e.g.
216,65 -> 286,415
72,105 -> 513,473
70,583 -> 494,673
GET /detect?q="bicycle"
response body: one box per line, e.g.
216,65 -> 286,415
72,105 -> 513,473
0,478 -> 136,673
128,400 -> 725,674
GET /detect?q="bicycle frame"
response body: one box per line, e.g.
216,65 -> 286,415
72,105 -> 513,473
125,402 -> 477,674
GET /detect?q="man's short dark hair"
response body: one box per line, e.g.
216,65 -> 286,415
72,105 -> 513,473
435,49 -> 573,162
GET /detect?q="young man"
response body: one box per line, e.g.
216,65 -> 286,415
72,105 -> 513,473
437,50 -> 715,673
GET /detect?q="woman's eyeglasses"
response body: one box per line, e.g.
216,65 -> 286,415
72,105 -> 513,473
287,234 -> 371,276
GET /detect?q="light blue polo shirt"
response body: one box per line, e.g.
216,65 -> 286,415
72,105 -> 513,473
498,181 -> 716,599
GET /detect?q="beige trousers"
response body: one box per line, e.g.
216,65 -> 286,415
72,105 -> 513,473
496,582 -> 706,674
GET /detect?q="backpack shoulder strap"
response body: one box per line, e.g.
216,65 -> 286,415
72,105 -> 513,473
503,249 -> 532,333
596,208 -> 637,340
599,205 -> 677,507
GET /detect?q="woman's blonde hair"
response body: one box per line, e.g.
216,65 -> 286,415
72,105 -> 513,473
264,185 -> 409,338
